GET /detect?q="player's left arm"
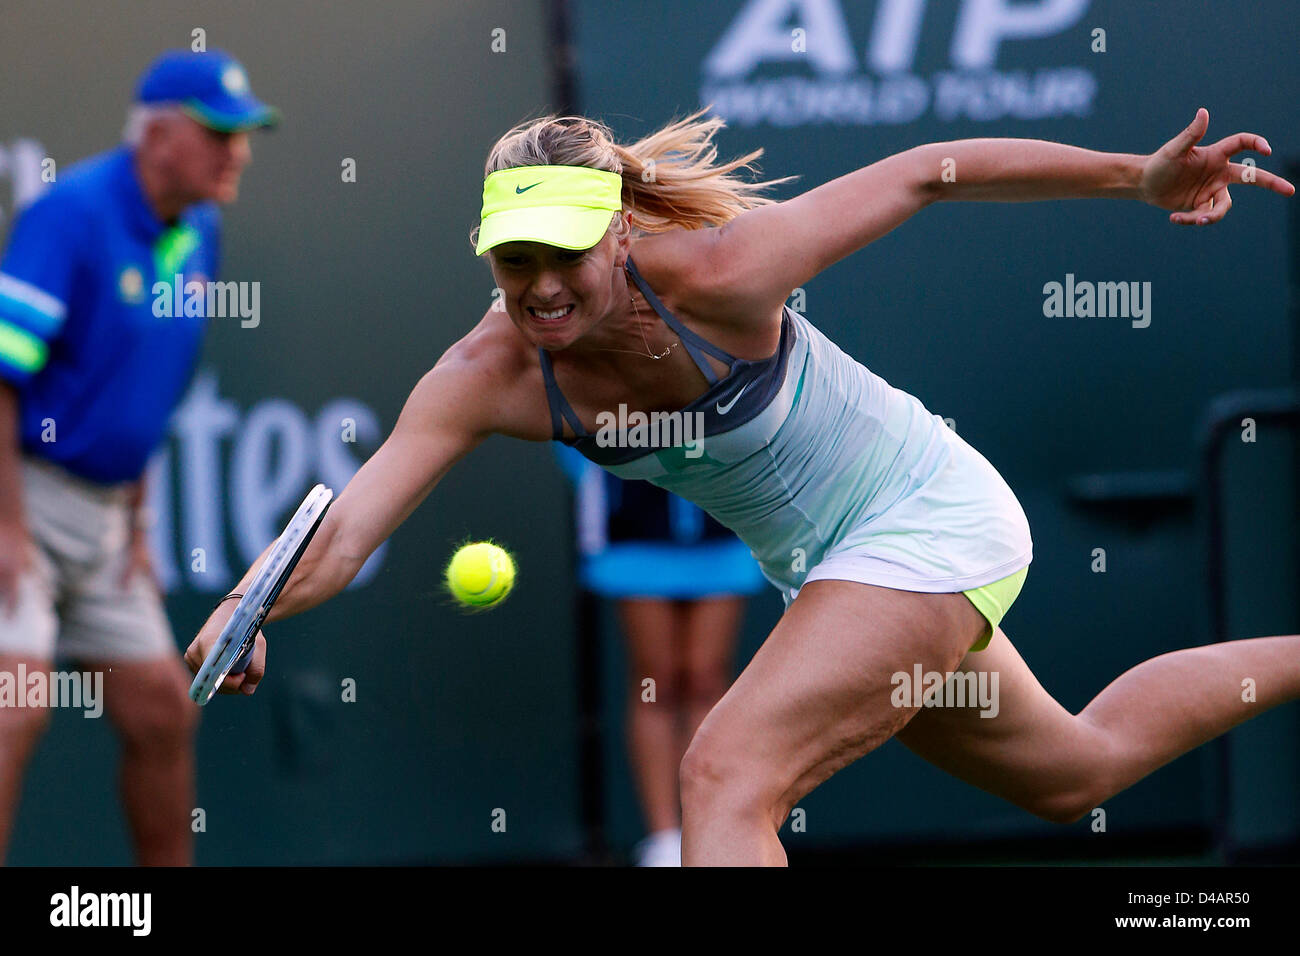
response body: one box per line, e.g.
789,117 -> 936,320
914,107 -> 1293,223
695,107 -> 1293,328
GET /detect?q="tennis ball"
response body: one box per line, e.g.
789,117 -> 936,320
445,541 -> 516,608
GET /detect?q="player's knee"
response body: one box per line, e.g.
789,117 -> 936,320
1026,784 -> 1105,825
679,732 -> 776,815
678,741 -> 721,801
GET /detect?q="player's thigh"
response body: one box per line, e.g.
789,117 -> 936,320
893,625 -> 1110,814
683,579 -> 986,809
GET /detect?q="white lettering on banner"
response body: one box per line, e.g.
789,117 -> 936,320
704,0 -> 857,74
867,0 -> 928,74
701,0 -> 1096,127
146,370 -> 387,593
952,0 -> 1091,69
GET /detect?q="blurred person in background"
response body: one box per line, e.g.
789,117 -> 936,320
555,444 -> 764,865
0,49 -> 276,864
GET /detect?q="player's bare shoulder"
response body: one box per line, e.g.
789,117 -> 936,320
631,229 -> 784,359
425,306 -> 554,442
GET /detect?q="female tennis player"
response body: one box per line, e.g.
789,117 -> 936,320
187,106 -> 1296,865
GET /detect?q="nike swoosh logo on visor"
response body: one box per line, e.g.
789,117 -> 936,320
717,383 -> 749,415
515,182 -> 542,193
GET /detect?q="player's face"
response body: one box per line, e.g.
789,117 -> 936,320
161,115 -> 253,205
489,227 -> 626,349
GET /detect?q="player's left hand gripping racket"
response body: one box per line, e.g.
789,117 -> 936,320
189,483 -> 334,705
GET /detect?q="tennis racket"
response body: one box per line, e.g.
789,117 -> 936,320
189,483 -> 334,705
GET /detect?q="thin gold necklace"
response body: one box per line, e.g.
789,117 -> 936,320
593,266 -> 679,360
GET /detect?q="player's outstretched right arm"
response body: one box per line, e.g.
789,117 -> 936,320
184,331 -> 510,693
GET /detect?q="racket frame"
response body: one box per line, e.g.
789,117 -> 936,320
189,483 -> 334,705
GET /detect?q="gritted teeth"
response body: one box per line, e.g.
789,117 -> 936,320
530,305 -> 574,320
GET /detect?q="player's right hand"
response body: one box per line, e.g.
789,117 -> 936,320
183,600 -> 268,696
0,519 -> 33,617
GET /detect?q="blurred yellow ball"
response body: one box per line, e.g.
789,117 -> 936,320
445,542 -> 516,608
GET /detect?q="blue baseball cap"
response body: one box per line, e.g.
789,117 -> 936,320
136,49 -> 278,132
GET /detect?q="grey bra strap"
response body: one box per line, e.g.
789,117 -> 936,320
625,256 -> 736,385
538,347 -> 588,439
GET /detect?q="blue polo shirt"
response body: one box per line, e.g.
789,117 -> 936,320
0,146 -> 220,484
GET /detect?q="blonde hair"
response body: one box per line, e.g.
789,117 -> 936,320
469,106 -> 797,254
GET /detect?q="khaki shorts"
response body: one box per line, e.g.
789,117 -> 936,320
0,457 -> 175,662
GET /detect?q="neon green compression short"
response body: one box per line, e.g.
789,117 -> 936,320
962,564 -> 1029,652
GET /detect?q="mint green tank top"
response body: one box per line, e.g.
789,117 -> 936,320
541,260 -> 1033,602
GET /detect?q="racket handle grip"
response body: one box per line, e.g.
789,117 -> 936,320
230,643 -> 255,675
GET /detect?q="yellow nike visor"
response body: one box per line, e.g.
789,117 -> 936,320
475,165 -> 623,256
